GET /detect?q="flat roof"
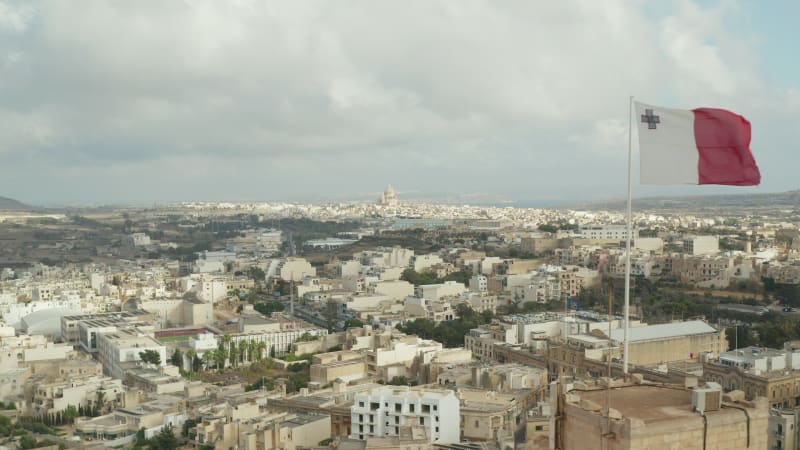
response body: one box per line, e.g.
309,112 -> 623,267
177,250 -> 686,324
576,386 -> 694,421
609,321 -> 716,343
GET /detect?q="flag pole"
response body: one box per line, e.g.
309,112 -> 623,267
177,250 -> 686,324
623,96 -> 633,375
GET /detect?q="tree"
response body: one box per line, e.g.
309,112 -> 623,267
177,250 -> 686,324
537,224 -> 558,233
388,376 -> 413,386
344,318 -> 364,329
726,325 -> 755,350
254,301 -> 284,315
170,349 -> 183,368
94,390 -> 106,415
139,349 -> 162,366
182,419 -> 198,438
324,299 -> 339,332
202,351 -> 213,371
148,424 -> 179,450
255,341 -> 267,361
248,266 -> 266,282
19,435 -> 37,450
64,404 -> 79,423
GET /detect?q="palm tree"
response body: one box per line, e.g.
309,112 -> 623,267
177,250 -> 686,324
246,340 -> 255,363
229,342 -> 239,369
215,348 -> 228,371
202,351 -> 213,372
94,390 -> 106,415
186,349 -> 196,373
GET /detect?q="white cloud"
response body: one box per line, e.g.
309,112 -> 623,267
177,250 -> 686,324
0,0 -> 794,203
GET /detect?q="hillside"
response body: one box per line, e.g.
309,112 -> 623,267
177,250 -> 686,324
0,196 -> 36,212
569,190 -> 800,212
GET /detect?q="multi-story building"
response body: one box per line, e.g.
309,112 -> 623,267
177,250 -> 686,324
670,255 -> 734,288
95,328 -> 167,379
684,235 -> 720,255
579,224 -> 634,241
559,383 -> 768,449
350,387 -> 460,443
276,258 -> 317,281
416,281 -> 466,302
704,346 -> 800,409
61,310 -> 154,345
468,275 -> 488,293
228,327 -> 328,358
607,320 -> 725,365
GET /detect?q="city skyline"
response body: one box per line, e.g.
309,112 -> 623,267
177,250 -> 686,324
1,1 -> 798,205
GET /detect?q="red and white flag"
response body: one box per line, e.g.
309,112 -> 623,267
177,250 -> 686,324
634,101 -> 761,186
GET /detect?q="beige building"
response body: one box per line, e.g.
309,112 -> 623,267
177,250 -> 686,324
608,320 -> 725,366
310,351 -> 368,384
560,384 -> 768,450
458,388 -> 528,442
704,346 -> 800,410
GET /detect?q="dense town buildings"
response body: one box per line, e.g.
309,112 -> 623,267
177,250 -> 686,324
1,198 -> 798,448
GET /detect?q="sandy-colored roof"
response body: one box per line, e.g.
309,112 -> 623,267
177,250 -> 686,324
576,386 -> 694,421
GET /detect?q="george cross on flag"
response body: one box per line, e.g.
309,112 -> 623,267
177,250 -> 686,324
634,102 -> 761,186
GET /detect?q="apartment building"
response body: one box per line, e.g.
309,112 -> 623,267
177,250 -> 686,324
350,387 -> 460,443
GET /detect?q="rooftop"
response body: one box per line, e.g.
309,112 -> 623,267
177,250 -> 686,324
575,386 -> 695,421
608,320 -> 717,343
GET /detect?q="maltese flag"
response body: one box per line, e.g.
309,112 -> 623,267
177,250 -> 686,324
635,102 -> 761,185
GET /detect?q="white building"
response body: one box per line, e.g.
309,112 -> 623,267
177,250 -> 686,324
350,386 -> 460,443
372,280 -> 414,301
412,254 -> 444,272
96,328 -> 167,379
416,281 -> 466,302
277,258 -> 317,281
468,275 -> 488,293
579,224 -> 632,241
684,235 -> 720,256
229,327 -> 328,358
123,233 -> 151,247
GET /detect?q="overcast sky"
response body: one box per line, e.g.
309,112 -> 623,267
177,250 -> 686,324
1,0 -> 798,206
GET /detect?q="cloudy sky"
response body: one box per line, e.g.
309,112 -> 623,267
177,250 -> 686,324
1,0 -> 798,206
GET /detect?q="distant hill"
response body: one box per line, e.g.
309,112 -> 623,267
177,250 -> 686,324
569,190 -> 800,212
0,196 -> 36,212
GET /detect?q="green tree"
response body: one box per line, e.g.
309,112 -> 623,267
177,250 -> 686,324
170,349 -> 183,368
19,435 -> 37,450
388,376 -> 412,386
64,404 -> 79,423
537,224 -> 558,233
248,266 -> 266,282
254,301 -> 285,315
148,424 -> 178,450
139,349 -> 162,366
344,318 -> 364,329
726,325 -> 756,350
94,390 -> 106,415
324,299 -> 339,332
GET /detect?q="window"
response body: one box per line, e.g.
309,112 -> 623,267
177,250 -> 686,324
359,402 -> 364,407
395,404 -> 402,413
475,420 -> 479,427
435,427 -> 439,432
422,404 -> 431,413
535,425 -> 544,431
371,402 -> 379,411
395,416 -> 399,424
409,404 -> 415,413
